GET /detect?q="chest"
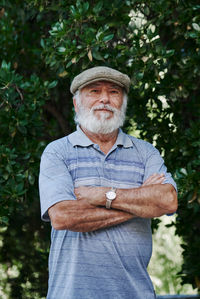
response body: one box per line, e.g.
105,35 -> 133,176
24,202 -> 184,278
65,146 -> 145,188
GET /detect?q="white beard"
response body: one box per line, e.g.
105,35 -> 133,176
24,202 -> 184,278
74,96 -> 127,134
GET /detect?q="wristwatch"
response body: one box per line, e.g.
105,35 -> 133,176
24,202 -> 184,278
105,188 -> 116,209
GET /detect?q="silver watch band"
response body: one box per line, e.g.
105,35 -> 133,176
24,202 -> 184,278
106,199 -> 112,209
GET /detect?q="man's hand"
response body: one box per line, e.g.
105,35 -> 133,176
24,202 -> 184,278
74,173 -> 165,206
74,173 -> 177,218
142,173 -> 165,186
48,173 -> 176,232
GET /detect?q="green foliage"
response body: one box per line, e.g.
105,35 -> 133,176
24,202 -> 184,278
0,0 -> 199,296
0,60 -> 55,223
0,60 -> 54,297
42,0 -> 131,73
149,216 -> 197,295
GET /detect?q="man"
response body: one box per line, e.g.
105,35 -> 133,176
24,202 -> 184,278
39,66 -> 177,299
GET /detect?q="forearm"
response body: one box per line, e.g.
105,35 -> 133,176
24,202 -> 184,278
75,182 -> 177,218
48,199 -> 134,232
112,184 -> 177,217
71,208 -> 134,232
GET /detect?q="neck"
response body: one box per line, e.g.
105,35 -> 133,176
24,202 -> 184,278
80,126 -> 119,154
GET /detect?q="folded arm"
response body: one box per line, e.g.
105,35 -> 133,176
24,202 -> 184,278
75,174 -> 178,218
48,174 -> 177,232
112,183 -> 177,217
48,199 -> 134,232
41,149 -> 134,232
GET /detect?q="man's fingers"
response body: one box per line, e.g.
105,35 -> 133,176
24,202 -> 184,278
142,173 -> 165,186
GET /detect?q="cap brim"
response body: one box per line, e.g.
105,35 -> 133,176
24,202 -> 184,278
78,77 -> 125,92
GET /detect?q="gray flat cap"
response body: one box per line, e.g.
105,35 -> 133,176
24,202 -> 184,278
70,66 -> 130,95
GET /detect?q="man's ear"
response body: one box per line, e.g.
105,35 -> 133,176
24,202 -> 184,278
73,97 -> 78,113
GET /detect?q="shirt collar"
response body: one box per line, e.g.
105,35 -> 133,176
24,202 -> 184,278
68,126 -> 94,147
68,125 -> 133,148
115,128 -> 133,148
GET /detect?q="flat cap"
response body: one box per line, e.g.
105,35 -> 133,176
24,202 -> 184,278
70,66 -> 130,95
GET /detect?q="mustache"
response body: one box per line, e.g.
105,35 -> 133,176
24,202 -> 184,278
91,104 -> 117,112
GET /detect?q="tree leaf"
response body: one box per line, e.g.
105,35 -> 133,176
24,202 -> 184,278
192,23 -> 200,31
48,81 -> 58,88
87,50 -> 93,61
103,34 -> 114,42
92,50 -> 104,61
93,1 -> 103,14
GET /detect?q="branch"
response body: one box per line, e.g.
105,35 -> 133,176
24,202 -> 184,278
43,102 -> 71,135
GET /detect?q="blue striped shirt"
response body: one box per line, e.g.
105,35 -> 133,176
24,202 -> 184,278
39,126 -> 177,299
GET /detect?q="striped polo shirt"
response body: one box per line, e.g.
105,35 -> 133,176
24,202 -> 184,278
39,126 -> 177,299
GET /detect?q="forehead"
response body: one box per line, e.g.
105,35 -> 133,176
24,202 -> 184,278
81,80 -> 123,91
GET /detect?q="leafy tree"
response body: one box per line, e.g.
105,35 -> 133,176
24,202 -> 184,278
0,0 -> 199,297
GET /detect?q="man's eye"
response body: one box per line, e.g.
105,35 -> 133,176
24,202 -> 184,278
110,90 -> 119,94
91,89 -> 99,93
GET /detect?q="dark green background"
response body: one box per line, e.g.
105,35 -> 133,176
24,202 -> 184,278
0,0 -> 199,297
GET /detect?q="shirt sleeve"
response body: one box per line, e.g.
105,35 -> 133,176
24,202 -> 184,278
39,146 -> 76,222
143,143 -> 177,192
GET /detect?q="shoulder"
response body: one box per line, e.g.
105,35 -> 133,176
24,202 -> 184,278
42,134 -> 75,159
127,134 -> 157,154
123,133 -> 162,166
44,136 -> 67,153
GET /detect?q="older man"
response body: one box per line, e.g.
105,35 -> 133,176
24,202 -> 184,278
39,66 -> 177,299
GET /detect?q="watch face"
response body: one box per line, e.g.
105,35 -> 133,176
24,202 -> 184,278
106,191 -> 116,200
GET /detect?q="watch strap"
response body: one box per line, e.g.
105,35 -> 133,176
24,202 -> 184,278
106,199 -> 112,209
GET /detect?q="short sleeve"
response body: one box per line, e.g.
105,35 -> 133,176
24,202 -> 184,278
39,147 -> 76,222
143,143 -> 177,192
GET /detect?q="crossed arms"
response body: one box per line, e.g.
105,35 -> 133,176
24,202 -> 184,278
48,173 -> 177,232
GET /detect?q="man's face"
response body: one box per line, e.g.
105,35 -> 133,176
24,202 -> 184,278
73,80 -> 127,134
76,81 -> 124,120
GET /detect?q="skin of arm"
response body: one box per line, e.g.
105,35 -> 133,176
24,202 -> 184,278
75,174 -> 178,218
48,174 -> 167,232
48,199 -> 134,232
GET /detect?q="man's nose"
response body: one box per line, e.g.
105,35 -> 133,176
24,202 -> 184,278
99,91 -> 110,104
